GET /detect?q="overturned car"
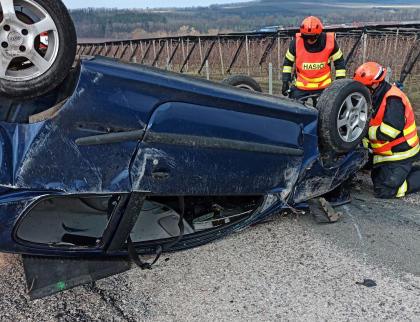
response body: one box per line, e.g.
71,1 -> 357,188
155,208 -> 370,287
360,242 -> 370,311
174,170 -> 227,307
0,0 -> 371,298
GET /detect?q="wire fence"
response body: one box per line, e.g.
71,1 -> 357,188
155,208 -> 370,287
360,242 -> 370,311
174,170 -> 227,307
77,23 -> 420,94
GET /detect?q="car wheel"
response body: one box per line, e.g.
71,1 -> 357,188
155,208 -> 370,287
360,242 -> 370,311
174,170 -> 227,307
317,79 -> 372,153
0,0 -> 76,99
221,74 -> 263,92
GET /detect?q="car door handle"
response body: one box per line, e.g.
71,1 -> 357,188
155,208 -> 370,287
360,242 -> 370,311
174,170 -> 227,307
151,169 -> 170,180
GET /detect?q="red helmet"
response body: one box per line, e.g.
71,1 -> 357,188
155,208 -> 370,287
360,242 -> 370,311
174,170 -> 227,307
353,62 -> 386,86
300,16 -> 323,35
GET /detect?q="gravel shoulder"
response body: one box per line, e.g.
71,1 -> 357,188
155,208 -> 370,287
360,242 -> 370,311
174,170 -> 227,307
1,173 -> 420,321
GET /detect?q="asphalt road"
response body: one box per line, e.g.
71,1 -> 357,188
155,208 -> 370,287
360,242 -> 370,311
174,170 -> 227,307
1,172 -> 420,321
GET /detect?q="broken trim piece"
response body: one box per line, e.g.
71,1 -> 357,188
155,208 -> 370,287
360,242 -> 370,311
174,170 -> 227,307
23,255 -> 131,300
75,130 -> 145,146
29,98 -> 69,124
107,192 -> 146,253
143,132 -> 304,156
307,197 -> 343,223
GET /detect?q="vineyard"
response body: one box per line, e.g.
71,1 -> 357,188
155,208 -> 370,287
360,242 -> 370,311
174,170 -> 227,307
77,23 -> 420,95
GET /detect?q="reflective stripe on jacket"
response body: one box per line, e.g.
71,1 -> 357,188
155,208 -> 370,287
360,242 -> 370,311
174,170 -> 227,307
369,85 -> 419,164
295,32 -> 335,90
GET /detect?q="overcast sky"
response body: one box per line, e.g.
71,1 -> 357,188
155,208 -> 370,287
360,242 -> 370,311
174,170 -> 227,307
62,0 -> 250,9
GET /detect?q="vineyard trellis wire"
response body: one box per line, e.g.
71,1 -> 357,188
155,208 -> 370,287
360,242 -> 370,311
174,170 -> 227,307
77,23 -> 420,94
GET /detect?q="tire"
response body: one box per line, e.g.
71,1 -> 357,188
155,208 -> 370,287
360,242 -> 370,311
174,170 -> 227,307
221,75 -> 263,92
317,79 -> 372,153
0,0 -> 77,99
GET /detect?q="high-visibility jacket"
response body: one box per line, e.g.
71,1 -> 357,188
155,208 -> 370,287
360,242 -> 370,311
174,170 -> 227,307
295,32 -> 335,90
368,86 -> 419,164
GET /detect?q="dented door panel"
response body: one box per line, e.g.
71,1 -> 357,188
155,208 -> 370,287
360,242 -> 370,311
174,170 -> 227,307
131,102 -> 316,195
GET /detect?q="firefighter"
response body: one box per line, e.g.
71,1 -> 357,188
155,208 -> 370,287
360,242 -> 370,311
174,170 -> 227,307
281,16 -> 346,106
353,62 -> 420,198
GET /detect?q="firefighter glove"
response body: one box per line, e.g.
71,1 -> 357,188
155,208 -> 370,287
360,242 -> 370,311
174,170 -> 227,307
282,82 -> 290,96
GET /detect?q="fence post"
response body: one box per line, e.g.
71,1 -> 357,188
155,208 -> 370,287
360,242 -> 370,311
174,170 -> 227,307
181,39 -> 185,72
277,35 -> 281,80
246,35 -> 250,76
206,60 -> 210,80
199,37 -> 203,65
394,28 -> 400,55
269,63 -> 273,95
139,41 -> 143,63
166,40 -> 170,66
363,32 -> 367,64
186,39 -> 189,72
385,67 -> 392,82
170,40 -> 173,69
218,37 -> 225,75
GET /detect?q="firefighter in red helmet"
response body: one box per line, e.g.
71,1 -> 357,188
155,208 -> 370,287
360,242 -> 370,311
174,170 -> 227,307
282,16 -> 346,106
354,62 -> 420,198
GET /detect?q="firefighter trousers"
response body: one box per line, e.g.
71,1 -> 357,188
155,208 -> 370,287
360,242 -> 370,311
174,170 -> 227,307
371,160 -> 420,199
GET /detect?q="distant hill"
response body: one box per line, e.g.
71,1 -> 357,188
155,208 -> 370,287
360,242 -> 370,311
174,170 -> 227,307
70,1 -> 420,39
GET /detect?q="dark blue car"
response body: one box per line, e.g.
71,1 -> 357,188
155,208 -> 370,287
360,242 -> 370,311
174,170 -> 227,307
0,0 -> 372,298
0,55 -> 370,258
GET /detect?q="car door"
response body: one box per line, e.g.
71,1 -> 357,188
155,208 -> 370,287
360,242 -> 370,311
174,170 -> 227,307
131,98 -> 318,196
